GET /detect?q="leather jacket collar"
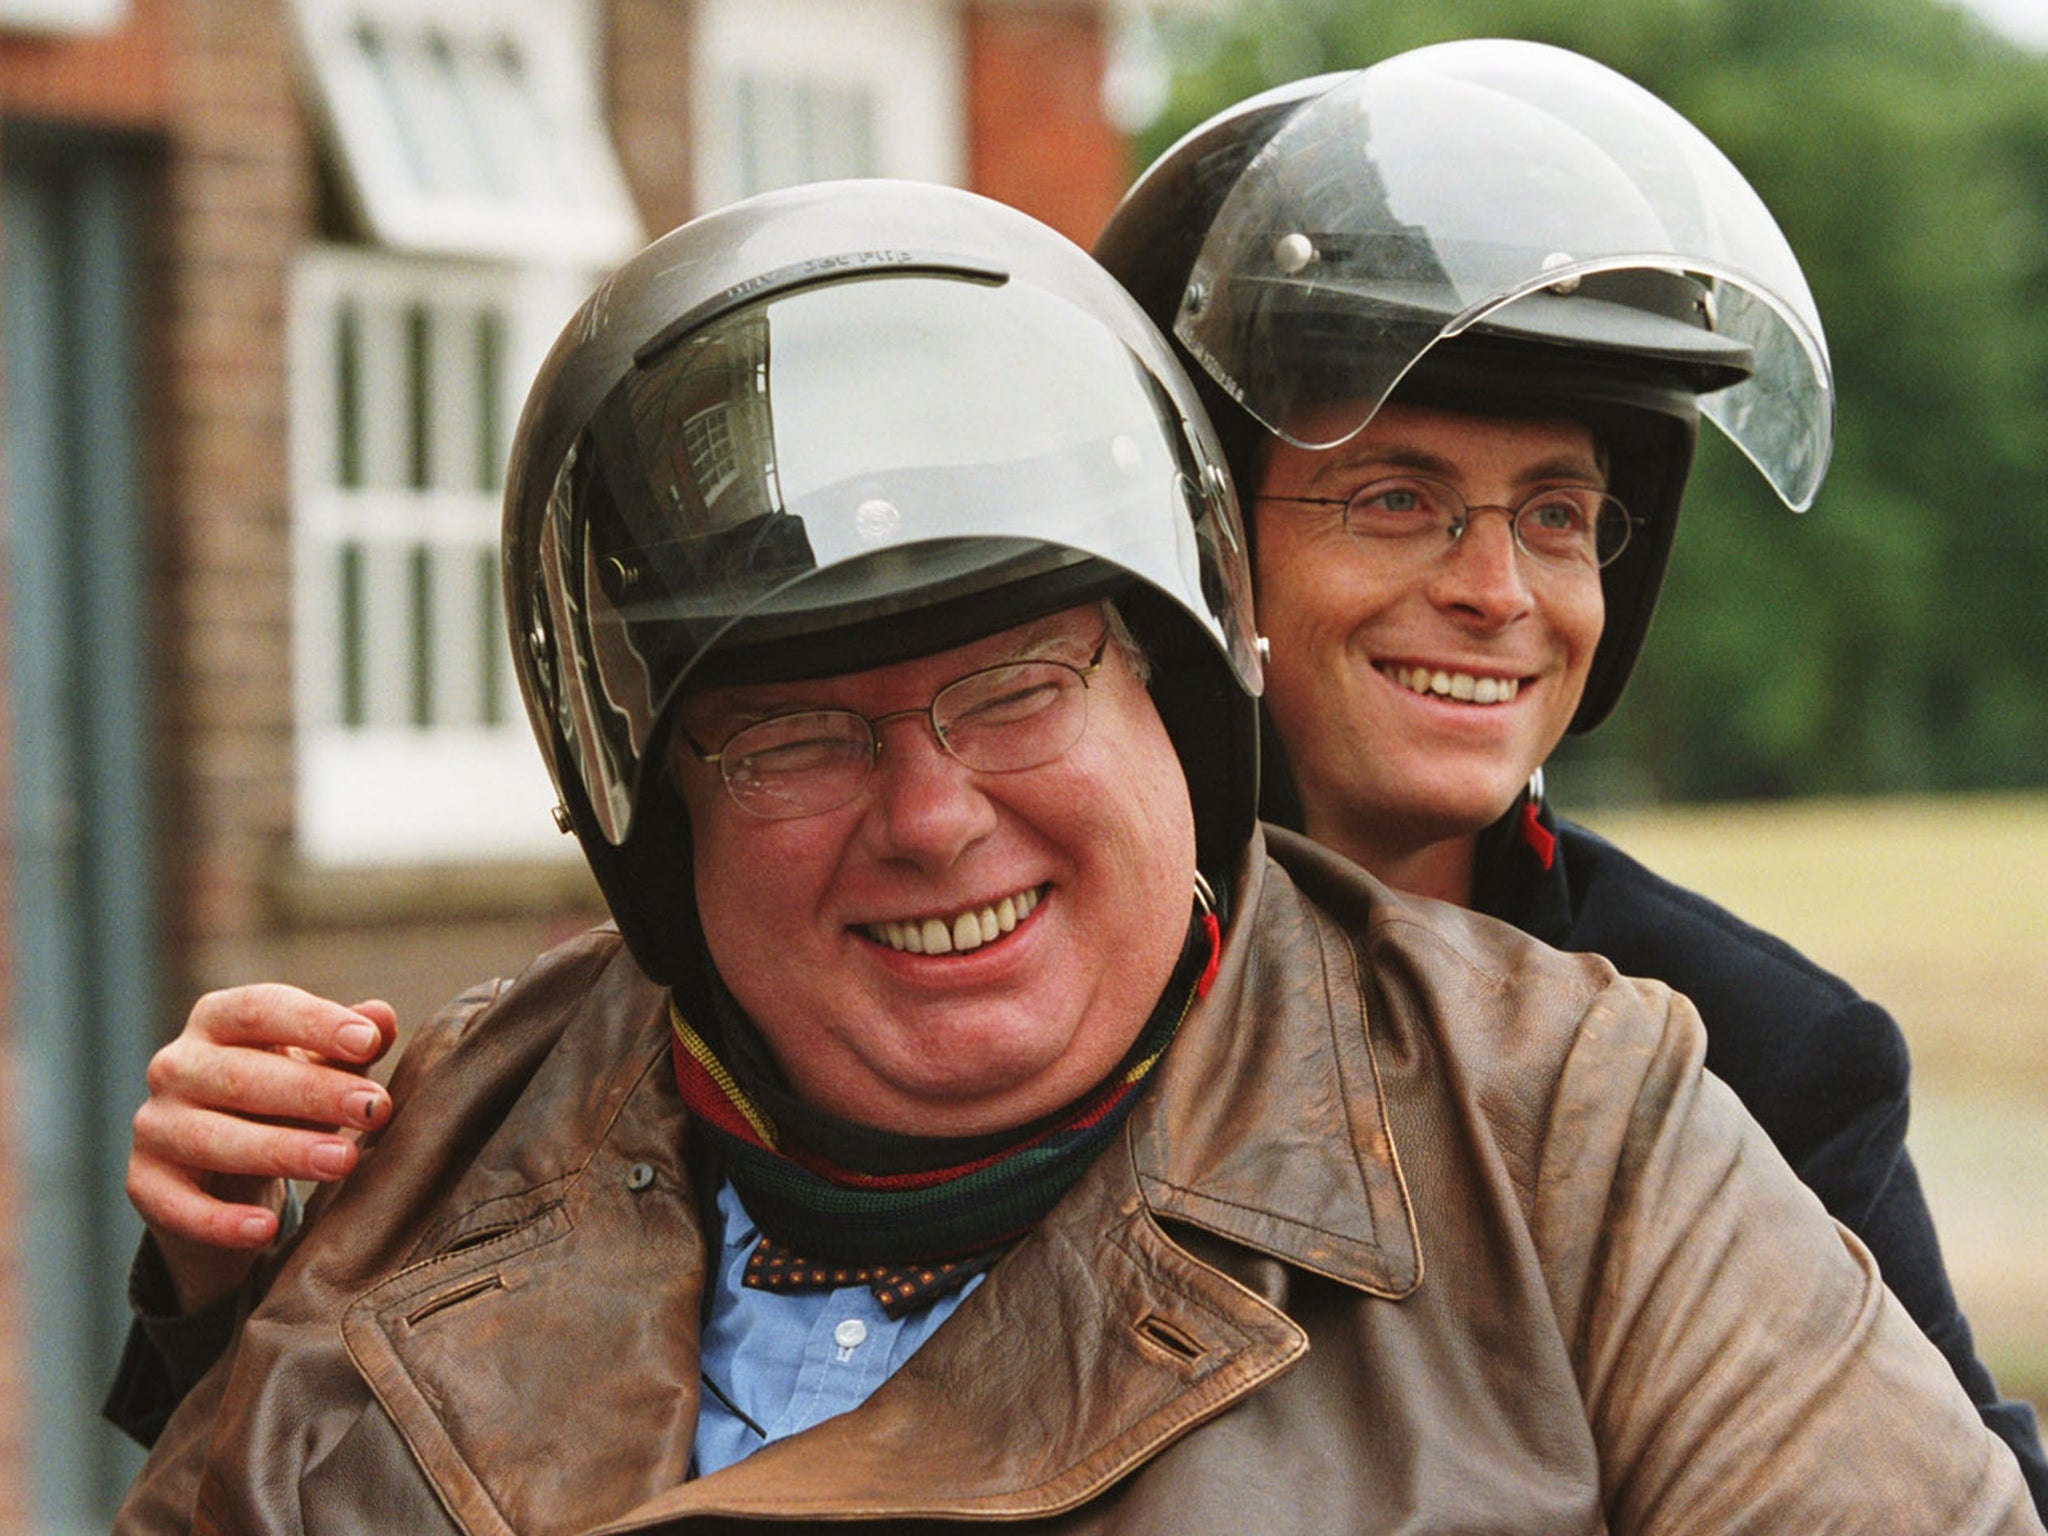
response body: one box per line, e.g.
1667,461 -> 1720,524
335,827 -> 1423,1531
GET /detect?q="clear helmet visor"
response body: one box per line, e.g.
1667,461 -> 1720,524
525,270 -> 1258,845
1176,38 -> 1834,510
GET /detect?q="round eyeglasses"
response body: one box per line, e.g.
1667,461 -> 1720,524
679,635 -> 1109,820
1260,475 -> 1636,570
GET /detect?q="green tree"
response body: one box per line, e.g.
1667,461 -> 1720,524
1141,0 -> 2048,802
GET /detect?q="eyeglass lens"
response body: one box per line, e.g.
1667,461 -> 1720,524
715,657 -> 1094,819
1344,476 -> 1630,568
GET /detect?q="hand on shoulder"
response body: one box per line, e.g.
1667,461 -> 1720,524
125,984 -> 398,1314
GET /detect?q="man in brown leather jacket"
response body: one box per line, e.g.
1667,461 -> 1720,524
113,183 -> 2043,1535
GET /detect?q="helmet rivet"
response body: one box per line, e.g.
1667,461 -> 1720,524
1540,252 -> 1581,294
551,803 -> 573,834
1182,280 -> 1209,318
1272,232 -> 1317,275
854,498 -> 901,541
1110,434 -> 1143,472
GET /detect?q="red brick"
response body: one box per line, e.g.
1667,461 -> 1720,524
964,3 -> 1124,247
607,0 -> 697,236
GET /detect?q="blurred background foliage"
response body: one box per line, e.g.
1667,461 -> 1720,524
1136,0 -> 2048,803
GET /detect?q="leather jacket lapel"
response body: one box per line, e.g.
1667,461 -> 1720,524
343,1029 -> 708,1536
592,1142 -> 1309,1529
341,833 -> 1418,1531
587,834 -> 1417,1528
1132,834 -> 1421,1299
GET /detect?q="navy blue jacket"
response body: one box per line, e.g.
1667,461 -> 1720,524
1473,796 -> 2047,1511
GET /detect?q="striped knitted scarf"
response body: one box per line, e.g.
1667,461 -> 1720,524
671,903 -> 1220,1272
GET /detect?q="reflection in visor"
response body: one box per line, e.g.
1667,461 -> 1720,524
529,272 -> 1258,846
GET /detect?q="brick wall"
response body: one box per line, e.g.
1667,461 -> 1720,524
0,2 -> 592,1503
159,0 -> 312,1001
607,0 -> 697,241
963,1 -> 1125,248
0,0 -> 171,125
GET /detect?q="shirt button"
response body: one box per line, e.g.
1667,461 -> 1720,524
833,1319 -> 868,1350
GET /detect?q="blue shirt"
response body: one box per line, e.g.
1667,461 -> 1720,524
693,1180 -> 979,1476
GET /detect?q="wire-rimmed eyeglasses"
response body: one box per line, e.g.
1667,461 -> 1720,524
678,634 -> 1109,820
1259,474 -> 1636,570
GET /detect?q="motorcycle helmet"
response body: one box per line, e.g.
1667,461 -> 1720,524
1094,39 -> 1833,738
504,179 -> 1261,985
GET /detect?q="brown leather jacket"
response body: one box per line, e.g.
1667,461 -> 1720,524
114,829 -> 2042,1535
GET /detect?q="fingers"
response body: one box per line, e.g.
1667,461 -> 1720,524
152,984 -> 396,1134
126,983 -> 406,1316
186,984 -> 395,1068
125,1158 -> 286,1315
131,1091 -> 370,1190
125,1154 -> 284,1251
346,999 -> 400,1064
146,1037 -> 390,1135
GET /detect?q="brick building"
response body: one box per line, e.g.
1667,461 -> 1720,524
0,1 -> 1138,1525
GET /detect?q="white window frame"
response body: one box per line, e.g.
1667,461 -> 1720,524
289,248 -> 589,866
692,0 -> 965,210
288,0 -> 642,866
292,0 -> 643,266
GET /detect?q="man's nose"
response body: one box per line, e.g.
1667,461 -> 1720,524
1427,508 -> 1535,624
861,714 -> 997,867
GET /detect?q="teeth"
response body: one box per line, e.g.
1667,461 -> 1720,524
869,886 -> 1041,955
1386,664 -> 1519,705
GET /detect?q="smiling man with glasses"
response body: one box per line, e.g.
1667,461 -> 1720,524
1097,39 -> 2048,1510
109,178 -> 2042,1535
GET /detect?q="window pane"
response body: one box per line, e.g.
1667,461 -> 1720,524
407,301 -> 431,490
478,547 -> 504,728
335,300 -> 362,488
338,540 -> 366,727
476,305 -> 504,491
409,542 -> 434,726
297,0 -> 641,264
695,0 -> 964,211
730,72 -> 880,196
291,246 -> 575,863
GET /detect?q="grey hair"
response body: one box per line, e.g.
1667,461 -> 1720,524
1101,597 -> 1152,685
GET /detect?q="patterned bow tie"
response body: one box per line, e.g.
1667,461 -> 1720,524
742,1233 -> 1004,1318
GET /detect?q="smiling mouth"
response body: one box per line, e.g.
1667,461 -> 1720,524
1379,663 -> 1523,705
865,885 -> 1045,955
